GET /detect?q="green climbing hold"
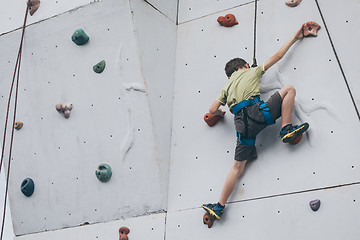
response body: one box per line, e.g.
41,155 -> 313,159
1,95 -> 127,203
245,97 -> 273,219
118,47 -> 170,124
71,28 -> 89,45
21,178 -> 35,197
93,60 -> 106,74
95,163 -> 112,182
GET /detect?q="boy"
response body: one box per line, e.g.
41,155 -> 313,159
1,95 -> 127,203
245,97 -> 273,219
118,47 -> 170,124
202,25 -> 309,221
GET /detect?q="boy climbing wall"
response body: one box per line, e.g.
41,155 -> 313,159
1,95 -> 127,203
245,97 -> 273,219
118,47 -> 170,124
202,24 -> 310,222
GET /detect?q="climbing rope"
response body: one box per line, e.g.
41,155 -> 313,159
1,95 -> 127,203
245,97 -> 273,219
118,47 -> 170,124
251,0 -> 258,67
0,3 -> 29,239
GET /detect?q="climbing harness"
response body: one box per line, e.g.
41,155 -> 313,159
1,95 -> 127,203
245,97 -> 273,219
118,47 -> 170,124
232,96 -> 275,145
251,0 -> 258,67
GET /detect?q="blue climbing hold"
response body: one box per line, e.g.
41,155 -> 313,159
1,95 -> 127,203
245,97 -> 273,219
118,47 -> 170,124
309,199 -> 321,211
21,178 -> 35,197
71,29 -> 89,46
95,163 -> 112,182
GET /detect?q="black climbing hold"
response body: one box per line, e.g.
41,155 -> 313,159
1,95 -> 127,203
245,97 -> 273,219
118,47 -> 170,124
21,178 -> 35,197
71,29 -> 89,46
93,60 -> 106,74
95,163 -> 112,182
309,199 -> 321,211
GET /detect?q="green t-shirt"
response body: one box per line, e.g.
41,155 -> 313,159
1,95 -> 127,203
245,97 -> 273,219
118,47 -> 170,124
217,64 -> 265,113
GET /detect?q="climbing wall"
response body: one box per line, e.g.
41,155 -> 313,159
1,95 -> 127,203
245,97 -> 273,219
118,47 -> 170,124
167,0 -> 360,239
0,0 -> 176,237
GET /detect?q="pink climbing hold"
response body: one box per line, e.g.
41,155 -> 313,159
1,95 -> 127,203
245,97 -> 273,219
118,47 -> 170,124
303,21 -> 321,37
119,226 -> 130,240
27,0 -> 40,16
285,0 -> 302,7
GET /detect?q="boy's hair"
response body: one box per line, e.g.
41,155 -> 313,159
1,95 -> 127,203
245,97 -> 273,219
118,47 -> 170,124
225,58 -> 247,77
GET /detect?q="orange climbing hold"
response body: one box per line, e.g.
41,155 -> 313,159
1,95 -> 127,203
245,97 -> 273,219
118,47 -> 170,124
119,226 -> 130,240
204,112 -> 224,127
289,133 -> 302,145
217,14 -> 238,27
285,0 -> 302,7
303,21 -> 321,37
27,0 -> 40,16
14,121 -> 23,130
203,212 -> 215,228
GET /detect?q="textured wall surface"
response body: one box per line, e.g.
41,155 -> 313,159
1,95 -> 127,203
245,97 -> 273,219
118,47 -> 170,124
0,0 -> 358,239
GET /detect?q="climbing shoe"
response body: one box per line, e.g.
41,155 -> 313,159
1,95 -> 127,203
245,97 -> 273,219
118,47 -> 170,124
279,123 -> 309,143
202,203 -> 224,220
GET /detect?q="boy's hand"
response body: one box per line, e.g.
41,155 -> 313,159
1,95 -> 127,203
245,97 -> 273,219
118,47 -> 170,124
294,24 -> 304,40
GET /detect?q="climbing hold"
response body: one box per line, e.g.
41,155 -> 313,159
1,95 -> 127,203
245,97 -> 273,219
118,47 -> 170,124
27,0 -> 40,16
56,103 -> 73,118
71,29 -> 89,45
309,199 -> 321,211
289,133 -> 302,145
285,0 -> 302,7
93,60 -> 106,74
204,112 -> 224,127
14,121 -> 23,130
21,178 -> 35,197
119,226 -> 130,240
203,212 -> 215,228
303,21 -> 321,37
95,163 -> 112,182
217,14 -> 238,27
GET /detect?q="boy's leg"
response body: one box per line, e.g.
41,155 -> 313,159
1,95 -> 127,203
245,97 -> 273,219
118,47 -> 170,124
278,85 -> 296,127
219,160 -> 247,206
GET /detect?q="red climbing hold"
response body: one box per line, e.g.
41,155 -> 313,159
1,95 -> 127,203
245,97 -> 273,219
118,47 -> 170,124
119,226 -> 130,240
203,212 -> 215,228
285,0 -> 302,7
217,14 -> 238,27
27,0 -> 40,16
204,112 -> 224,127
303,21 -> 321,37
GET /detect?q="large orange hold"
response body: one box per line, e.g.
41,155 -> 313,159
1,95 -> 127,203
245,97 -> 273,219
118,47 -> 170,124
303,21 -> 321,37
204,112 -> 223,127
289,133 -> 302,145
217,14 -> 239,27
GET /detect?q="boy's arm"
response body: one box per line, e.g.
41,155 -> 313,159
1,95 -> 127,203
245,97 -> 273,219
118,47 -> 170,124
264,24 -> 304,71
209,100 -> 226,116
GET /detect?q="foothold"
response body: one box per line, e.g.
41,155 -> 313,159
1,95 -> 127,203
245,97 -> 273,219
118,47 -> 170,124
285,0 -> 302,7
14,121 -> 23,130
71,29 -> 89,45
27,0 -> 40,16
96,163 -> 112,182
93,60 -> 106,74
309,199 -> 321,211
21,178 -> 35,197
217,14 -> 239,27
204,112 -> 224,127
56,103 -> 73,118
303,21 -> 321,37
203,212 -> 215,228
119,226 -> 130,240
289,133 -> 302,145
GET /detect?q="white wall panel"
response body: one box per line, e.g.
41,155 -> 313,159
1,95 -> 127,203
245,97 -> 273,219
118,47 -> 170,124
144,0 -> 178,22
0,0 -> 95,35
0,0 -> 168,236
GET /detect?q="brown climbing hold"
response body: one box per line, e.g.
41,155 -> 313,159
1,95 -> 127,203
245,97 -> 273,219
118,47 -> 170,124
119,226 -> 130,240
217,14 -> 238,27
203,212 -> 215,228
204,112 -> 224,127
14,121 -> 23,130
303,21 -> 321,37
285,0 -> 302,7
289,133 -> 302,145
27,0 -> 40,16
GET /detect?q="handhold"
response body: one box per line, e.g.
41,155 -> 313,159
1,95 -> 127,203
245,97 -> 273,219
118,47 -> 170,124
21,178 -> 35,197
289,133 -> 302,145
285,0 -> 302,7
203,212 -> 215,228
27,0 -> 40,16
303,21 -> 321,37
56,103 -> 73,118
217,14 -> 238,27
63,109 -> 71,118
14,121 -> 23,130
95,163 -> 112,182
93,60 -> 106,74
309,199 -> 321,211
204,112 -> 224,127
119,226 -> 130,240
71,29 -> 89,45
